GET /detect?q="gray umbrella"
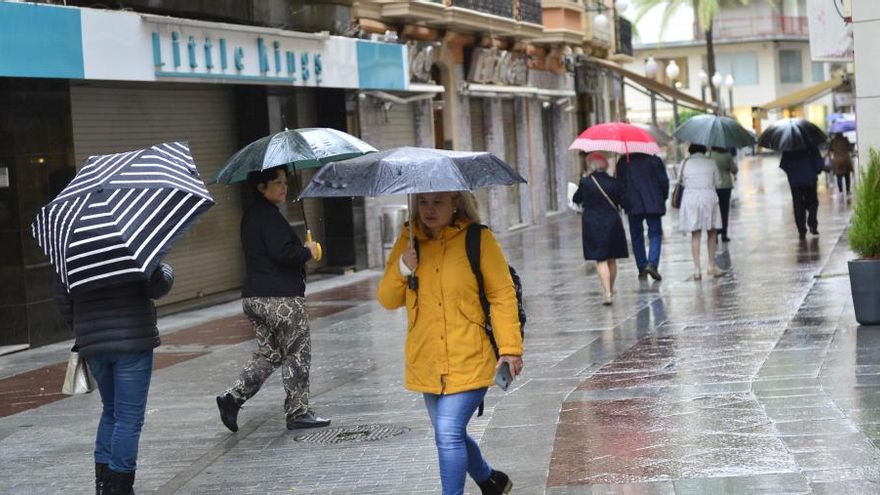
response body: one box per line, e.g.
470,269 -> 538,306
673,114 -> 756,149
297,147 -> 526,199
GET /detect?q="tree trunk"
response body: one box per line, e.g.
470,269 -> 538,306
705,24 -> 719,106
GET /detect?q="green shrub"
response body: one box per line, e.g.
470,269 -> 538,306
850,148 -> 880,259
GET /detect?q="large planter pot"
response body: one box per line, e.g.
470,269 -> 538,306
849,259 -> 880,325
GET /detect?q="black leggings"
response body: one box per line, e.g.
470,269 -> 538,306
836,173 -> 851,193
716,188 -> 732,237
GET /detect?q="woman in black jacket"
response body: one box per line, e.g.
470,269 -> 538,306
55,263 -> 174,495
216,166 -> 329,433
573,153 -> 629,306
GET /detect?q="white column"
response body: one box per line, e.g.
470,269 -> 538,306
853,1 -> 880,166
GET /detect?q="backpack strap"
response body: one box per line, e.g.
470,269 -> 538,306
465,223 -> 503,418
465,224 -> 500,360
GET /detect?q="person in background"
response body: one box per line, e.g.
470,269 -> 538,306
616,152 -> 669,281
378,191 -> 522,495
711,147 -> 738,243
55,264 -> 175,495
828,133 -> 855,195
780,146 -> 824,239
679,144 -> 724,280
216,165 -> 328,434
573,153 -> 629,305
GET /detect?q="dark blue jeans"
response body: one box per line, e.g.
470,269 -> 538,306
87,351 -> 153,473
628,214 -> 663,272
423,388 -> 492,495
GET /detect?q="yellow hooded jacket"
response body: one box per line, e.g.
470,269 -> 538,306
378,220 -> 523,395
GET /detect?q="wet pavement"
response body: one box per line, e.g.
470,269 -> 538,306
0,156 -> 874,494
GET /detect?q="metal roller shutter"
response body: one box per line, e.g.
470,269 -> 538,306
468,98 -> 489,221
469,98 -> 486,151
359,102 -> 417,150
502,100 -> 522,226
69,83 -> 243,305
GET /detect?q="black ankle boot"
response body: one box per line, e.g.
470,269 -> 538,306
106,469 -> 135,495
95,463 -> 108,495
216,393 -> 243,432
477,470 -> 512,494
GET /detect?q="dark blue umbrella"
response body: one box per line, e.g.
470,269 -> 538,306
31,142 -> 214,292
829,119 -> 855,134
758,118 -> 827,151
297,147 -> 526,198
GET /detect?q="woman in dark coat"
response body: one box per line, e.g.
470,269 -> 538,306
572,153 -> 629,305
216,165 -> 329,434
54,263 -> 174,494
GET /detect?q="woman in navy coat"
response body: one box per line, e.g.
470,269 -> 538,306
573,153 -> 629,305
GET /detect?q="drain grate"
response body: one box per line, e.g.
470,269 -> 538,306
294,424 -> 410,444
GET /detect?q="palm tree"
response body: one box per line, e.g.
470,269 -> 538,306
633,0 -> 769,105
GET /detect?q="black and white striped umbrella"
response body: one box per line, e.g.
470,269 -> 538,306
31,142 -> 214,292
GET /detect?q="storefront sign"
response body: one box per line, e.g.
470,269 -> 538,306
408,41 -> 440,84
806,0 -> 854,62
0,2 -> 407,90
467,48 -> 528,86
146,21 -> 328,85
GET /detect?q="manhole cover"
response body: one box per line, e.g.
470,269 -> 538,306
294,424 -> 410,444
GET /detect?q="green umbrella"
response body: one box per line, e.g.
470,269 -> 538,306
673,114 -> 755,149
215,127 -> 377,184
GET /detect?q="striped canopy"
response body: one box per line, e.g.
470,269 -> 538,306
31,142 -> 214,292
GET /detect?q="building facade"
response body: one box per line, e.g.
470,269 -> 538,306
623,0 -> 842,132
0,0 -> 407,350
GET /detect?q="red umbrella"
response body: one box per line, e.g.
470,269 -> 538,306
569,122 -> 662,155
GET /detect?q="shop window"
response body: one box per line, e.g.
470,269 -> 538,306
812,62 -> 825,83
779,50 -> 803,83
705,53 -> 759,85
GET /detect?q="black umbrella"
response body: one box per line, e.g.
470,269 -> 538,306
758,118 -> 828,151
31,142 -> 214,293
298,146 -> 526,291
297,147 -> 525,198
673,114 -> 756,149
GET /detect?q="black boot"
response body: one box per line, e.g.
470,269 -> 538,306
95,463 -> 108,495
216,393 -> 243,432
477,470 -> 512,495
106,469 -> 135,495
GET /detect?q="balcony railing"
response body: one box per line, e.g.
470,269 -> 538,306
518,0 -> 542,24
450,0 -> 514,18
695,15 -> 808,40
616,16 -> 633,56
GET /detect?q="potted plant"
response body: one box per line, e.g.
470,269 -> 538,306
849,148 -> 880,325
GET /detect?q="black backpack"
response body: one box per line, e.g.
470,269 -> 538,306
465,223 -> 526,359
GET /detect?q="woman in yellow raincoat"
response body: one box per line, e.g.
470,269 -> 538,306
378,191 -> 523,495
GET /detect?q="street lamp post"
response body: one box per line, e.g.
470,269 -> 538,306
666,61 -> 682,162
645,56 -> 659,127
711,72 -> 723,114
699,70 -> 708,104
724,74 -> 735,116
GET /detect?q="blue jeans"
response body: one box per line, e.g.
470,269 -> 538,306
87,351 -> 153,473
423,389 -> 492,495
628,214 -> 663,272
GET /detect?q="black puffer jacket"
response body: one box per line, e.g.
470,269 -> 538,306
54,264 -> 175,358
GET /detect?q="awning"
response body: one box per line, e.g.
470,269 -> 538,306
363,83 -> 445,105
459,82 -> 576,99
758,73 -> 846,112
588,57 -> 713,111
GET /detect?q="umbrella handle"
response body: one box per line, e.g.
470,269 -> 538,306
306,229 -> 323,262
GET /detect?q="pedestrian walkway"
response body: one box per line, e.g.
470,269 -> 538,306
0,156 -> 871,494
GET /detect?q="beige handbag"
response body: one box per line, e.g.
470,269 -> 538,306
61,348 -> 97,395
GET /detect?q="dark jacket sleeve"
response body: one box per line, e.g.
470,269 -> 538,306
53,275 -> 74,331
143,263 -> 174,300
616,159 -> 629,210
263,215 -> 313,269
572,178 -> 586,205
656,157 -> 670,200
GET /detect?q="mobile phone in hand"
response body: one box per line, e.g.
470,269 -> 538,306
495,362 -> 513,391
